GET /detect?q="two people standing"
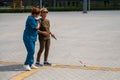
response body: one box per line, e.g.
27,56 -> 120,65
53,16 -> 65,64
23,7 -> 55,71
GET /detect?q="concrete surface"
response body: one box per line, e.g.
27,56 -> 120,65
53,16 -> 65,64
0,11 -> 120,80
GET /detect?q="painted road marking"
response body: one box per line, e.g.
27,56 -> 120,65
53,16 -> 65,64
0,61 -> 120,80
53,64 -> 120,72
10,64 -> 120,80
10,67 -> 51,80
0,61 -> 22,65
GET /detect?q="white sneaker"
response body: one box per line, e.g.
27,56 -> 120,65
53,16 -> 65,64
23,65 -> 31,71
31,65 -> 38,69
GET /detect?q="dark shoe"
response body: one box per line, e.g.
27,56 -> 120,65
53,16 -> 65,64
35,62 -> 43,67
44,62 -> 52,66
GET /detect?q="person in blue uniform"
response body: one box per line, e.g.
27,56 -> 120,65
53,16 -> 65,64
23,7 -> 49,71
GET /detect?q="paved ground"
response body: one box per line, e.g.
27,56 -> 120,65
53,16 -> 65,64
0,11 -> 120,80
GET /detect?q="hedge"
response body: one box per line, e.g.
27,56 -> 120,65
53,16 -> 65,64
0,7 -> 119,13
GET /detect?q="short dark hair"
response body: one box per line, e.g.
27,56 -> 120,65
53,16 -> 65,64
31,7 -> 40,15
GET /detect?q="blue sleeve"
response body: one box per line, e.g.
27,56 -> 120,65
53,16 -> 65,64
29,17 -> 38,29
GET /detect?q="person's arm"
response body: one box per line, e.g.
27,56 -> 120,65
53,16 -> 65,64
50,32 -> 57,40
48,20 -> 57,40
29,17 -> 38,29
36,22 -> 40,30
38,30 -> 50,36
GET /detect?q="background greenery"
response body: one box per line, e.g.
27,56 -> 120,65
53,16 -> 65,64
0,0 -> 120,13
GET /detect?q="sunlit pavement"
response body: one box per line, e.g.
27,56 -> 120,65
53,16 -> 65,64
0,11 -> 120,80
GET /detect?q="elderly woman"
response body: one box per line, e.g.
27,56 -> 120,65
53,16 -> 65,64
36,8 -> 56,66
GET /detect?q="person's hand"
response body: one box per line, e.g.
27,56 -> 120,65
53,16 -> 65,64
37,23 -> 40,29
36,22 -> 40,30
51,33 -> 57,40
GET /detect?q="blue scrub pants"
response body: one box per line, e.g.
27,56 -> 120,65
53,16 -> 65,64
23,39 -> 35,66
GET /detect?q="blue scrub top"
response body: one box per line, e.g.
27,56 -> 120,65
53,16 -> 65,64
23,16 -> 38,41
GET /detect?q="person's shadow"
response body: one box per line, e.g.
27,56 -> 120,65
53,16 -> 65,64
0,64 -> 25,71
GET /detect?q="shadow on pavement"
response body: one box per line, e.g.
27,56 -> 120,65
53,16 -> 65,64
0,64 -> 24,71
